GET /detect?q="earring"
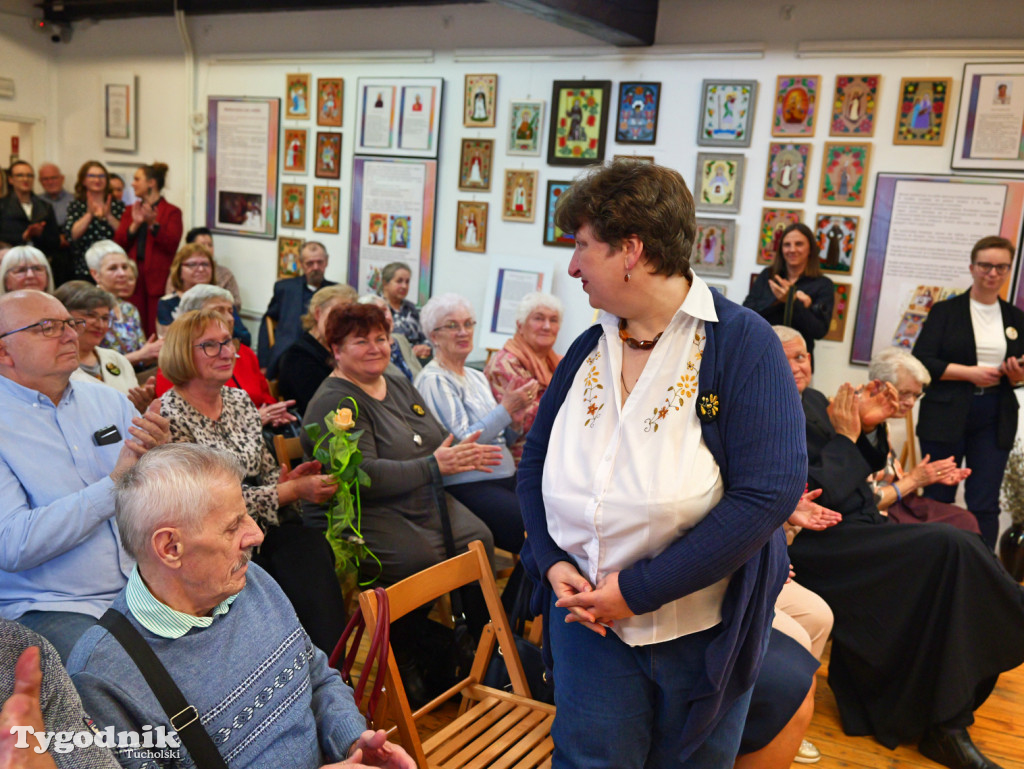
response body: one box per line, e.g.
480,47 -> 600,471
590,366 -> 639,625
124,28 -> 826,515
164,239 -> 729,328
624,272 -> 631,283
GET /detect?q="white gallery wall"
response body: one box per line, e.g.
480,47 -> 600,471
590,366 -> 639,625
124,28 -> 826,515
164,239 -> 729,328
2,0 -> 1024,399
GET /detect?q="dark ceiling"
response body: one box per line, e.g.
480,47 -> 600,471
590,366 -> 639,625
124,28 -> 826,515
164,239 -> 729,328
35,0 -> 658,46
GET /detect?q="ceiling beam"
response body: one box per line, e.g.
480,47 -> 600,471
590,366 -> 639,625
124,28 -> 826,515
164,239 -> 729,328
486,0 -> 657,47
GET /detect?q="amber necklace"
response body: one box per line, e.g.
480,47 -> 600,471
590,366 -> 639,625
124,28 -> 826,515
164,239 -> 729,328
618,318 -> 663,350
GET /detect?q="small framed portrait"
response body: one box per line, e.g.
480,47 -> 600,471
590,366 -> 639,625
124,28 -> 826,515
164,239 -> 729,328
548,79 -> 612,166
502,170 -> 538,223
277,236 -> 304,279
694,152 -> 745,214
691,217 -> 737,278
698,80 -> 758,147
285,73 -> 311,120
280,183 -> 306,229
818,142 -> 871,207
772,75 -> 821,137
894,78 -> 952,145
758,208 -> 803,264
613,154 -> 654,163
312,186 -> 340,234
824,282 -> 852,342
464,74 -> 498,128
456,201 -> 488,253
366,212 -> 388,247
316,78 -> 343,127
283,129 -> 307,173
507,99 -> 544,156
389,215 -> 411,249
543,180 -> 575,247
830,75 -> 879,136
459,139 -> 494,192
314,132 -> 342,179
814,214 -> 860,274
615,82 -> 661,144
764,142 -> 812,202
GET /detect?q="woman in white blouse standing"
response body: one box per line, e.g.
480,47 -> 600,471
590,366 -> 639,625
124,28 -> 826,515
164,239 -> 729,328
517,160 -> 806,768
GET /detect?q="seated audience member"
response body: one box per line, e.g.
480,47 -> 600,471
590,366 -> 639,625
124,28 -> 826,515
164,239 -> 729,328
277,284 -> 359,414
414,294 -> 535,554
0,163 -> 61,272
0,290 -> 170,661
86,241 -> 162,369
776,325 -> 1024,769
867,347 -> 979,532
155,243 -> 249,346
155,286 -> 289,424
63,161 -> 125,282
0,619 -> 119,768
68,444 -> 414,769
259,241 -> 334,378
378,261 -> 431,357
484,291 -> 563,464
1,245 -> 54,295
164,227 -> 241,309
54,281 -> 150,411
358,293 -> 421,382
156,310 -> 344,652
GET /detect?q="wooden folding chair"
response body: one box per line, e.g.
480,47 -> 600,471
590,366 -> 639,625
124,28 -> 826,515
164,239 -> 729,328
264,315 -> 277,349
273,433 -> 304,471
359,540 -> 555,768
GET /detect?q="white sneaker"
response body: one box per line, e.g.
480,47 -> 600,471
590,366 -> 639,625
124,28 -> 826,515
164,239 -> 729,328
793,738 -> 821,764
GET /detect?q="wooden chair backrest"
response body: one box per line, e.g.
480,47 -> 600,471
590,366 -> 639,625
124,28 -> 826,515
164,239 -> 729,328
264,315 -> 277,349
273,434 -> 304,471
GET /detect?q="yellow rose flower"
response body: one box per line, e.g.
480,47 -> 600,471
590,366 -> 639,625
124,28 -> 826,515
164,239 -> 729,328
333,408 -> 355,430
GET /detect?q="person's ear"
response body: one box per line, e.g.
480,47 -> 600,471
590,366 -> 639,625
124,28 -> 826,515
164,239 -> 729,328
622,235 -> 645,272
151,527 -> 184,569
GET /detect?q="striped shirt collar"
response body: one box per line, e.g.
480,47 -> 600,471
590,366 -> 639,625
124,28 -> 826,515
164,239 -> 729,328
125,566 -> 238,639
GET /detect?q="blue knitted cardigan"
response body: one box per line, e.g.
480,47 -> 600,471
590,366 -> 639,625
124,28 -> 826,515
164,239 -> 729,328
517,289 -> 807,760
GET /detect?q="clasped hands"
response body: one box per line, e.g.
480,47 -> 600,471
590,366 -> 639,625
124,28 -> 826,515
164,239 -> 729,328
827,380 -> 899,442
433,430 -> 503,476
546,561 -> 633,637
768,275 -> 811,308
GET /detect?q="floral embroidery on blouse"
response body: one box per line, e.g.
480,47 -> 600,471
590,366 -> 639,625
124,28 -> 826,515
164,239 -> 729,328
582,351 -> 605,428
643,331 -> 706,433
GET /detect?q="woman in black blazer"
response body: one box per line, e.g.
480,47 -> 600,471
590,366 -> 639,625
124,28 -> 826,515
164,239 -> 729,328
912,235 -> 1024,548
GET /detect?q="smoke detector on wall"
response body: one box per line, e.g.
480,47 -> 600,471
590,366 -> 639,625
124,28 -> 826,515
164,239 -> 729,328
32,18 -> 73,44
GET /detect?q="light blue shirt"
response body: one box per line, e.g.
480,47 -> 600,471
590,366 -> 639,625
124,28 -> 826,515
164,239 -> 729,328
0,375 -> 136,620
415,361 -> 516,484
125,566 -> 236,639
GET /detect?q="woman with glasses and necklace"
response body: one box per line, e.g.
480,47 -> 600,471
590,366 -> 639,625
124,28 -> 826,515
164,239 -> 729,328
63,160 -> 125,281
156,307 -> 346,652
912,235 -> 1024,548
414,294 -> 536,553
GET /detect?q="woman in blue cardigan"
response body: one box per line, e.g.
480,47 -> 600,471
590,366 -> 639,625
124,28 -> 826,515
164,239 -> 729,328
517,160 -> 806,768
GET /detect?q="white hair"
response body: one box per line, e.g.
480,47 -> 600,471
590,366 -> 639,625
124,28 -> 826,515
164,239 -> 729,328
0,246 -> 54,295
771,325 -> 804,347
115,444 -> 244,561
179,284 -> 235,314
358,293 -> 387,308
869,347 -> 931,387
84,239 -> 127,273
515,292 -> 564,325
420,293 -> 474,338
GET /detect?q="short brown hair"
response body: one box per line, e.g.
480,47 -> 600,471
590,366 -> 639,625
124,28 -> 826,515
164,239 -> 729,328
158,308 -> 232,385
770,223 -> 822,278
553,160 -> 695,278
970,235 -> 1015,262
169,243 -> 215,292
324,303 -> 389,350
302,284 -> 358,331
73,160 -> 110,201
54,280 -> 116,313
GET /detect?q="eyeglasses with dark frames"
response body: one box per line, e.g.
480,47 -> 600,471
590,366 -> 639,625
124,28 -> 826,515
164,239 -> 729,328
194,338 -> 235,357
0,318 -> 86,340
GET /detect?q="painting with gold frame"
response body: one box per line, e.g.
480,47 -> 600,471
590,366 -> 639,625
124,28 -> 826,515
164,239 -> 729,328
277,236 -> 304,279
502,169 -> 537,222
456,201 -> 488,253
547,79 -> 611,166
459,139 -> 494,192
464,74 -> 497,128
312,186 -> 340,234
285,73 -> 311,120
894,78 -> 952,145
772,75 -> 820,137
280,183 -> 306,229
316,77 -> 343,127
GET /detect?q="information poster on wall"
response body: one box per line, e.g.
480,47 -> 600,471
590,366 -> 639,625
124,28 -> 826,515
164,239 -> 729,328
952,62 -> 1024,172
348,157 -> 437,301
355,78 -> 443,158
850,173 -> 1024,364
206,96 -> 280,239
481,256 -> 553,351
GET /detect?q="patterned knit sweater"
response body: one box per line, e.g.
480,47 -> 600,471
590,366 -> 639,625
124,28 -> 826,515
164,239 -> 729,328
67,565 -> 364,768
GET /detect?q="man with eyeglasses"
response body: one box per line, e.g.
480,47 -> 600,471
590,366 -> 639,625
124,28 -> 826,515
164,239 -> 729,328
0,162 -> 61,270
257,241 -> 335,378
0,289 -> 170,662
913,235 -> 1024,550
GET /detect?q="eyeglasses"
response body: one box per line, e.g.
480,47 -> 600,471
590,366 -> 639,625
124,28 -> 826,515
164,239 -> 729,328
8,265 -> 48,276
194,338 -> 234,357
898,390 -> 924,402
435,320 -> 477,333
0,318 -> 85,340
10,173 -> 34,180
974,262 -> 1011,275
85,173 -> 107,179
182,261 -> 211,270
75,310 -> 111,326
